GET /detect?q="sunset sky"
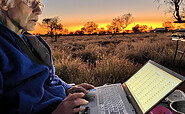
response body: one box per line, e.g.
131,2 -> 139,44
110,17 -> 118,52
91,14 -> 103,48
32,0 -> 174,34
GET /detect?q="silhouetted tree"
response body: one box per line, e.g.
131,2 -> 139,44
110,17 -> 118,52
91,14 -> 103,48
132,24 -> 140,33
62,28 -> 69,35
162,21 -> 175,31
155,0 -> 185,23
69,32 -> 74,36
140,25 -> 148,32
81,27 -> 86,34
82,21 -> 99,34
176,25 -> 183,29
132,24 -> 148,33
99,27 -> 106,35
75,30 -> 84,35
106,24 -> 114,35
41,16 -> 63,41
111,13 -> 134,36
124,30 -> 130,33
148,26 -> 153,32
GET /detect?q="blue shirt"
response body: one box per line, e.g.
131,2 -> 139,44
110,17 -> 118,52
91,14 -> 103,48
0,22 -> 72,114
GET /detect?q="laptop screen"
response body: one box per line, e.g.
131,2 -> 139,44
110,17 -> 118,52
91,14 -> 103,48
125,61 -> 182,113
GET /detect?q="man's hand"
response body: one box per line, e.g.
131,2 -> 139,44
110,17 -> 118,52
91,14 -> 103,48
67,83 -> 95,94
52,93 -> 88,114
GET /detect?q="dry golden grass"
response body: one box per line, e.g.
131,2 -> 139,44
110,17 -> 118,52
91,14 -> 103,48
43,32 -> 185,86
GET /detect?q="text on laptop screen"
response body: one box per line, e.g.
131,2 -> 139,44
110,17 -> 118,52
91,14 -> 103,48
125,62 -> 182,113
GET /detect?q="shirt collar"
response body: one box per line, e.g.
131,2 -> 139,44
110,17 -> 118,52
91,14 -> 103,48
0,21 -> 23,37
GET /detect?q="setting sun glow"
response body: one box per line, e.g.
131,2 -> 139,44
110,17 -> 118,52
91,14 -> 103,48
30,0 -> 175,34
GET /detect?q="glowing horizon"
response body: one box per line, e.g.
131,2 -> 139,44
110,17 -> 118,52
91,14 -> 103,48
30,20 -> 165,34
30,0 -> 175,34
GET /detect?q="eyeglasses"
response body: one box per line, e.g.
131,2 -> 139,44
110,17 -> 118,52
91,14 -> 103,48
26,0 -> 44,11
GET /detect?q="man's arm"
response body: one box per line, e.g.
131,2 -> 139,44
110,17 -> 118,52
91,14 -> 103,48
50,75 -> 95,95
51,75 -> 94,114
0,72 -> 3,112
51,75 -> 73,91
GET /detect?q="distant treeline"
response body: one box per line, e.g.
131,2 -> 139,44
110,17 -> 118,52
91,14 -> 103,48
35,15 -> 185,39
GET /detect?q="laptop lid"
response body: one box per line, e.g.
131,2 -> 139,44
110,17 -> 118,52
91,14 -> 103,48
122,60 -> 185,114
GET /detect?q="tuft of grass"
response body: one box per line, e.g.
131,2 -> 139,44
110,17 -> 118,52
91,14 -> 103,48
44,32 -> 185,86
92,56 -> 142,86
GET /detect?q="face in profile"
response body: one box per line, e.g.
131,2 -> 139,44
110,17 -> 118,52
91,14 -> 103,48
6,0 -> 43,31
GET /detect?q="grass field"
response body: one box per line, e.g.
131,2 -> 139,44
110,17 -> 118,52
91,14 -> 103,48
43,32 -> 185,86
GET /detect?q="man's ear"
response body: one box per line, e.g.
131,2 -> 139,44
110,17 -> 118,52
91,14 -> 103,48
0,0 -> 9,11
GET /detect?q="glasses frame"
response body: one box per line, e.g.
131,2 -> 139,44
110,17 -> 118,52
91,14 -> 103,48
26,0 -> 44,11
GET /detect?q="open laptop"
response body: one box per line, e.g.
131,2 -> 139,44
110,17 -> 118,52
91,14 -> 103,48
80,60 -> 185,114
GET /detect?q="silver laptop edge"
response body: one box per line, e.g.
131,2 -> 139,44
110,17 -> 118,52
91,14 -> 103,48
123,60 -> 185,114
80,60 -> 185,114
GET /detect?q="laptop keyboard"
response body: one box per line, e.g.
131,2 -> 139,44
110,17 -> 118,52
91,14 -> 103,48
98,85 -> 128,114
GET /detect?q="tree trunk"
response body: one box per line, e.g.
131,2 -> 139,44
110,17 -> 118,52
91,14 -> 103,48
174,2 -> 182,22
55,35 -> 58,42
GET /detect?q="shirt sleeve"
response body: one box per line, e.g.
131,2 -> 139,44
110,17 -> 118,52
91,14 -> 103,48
46,74 -> 72,99
49,57 -> 72,91
51,75 -> 72,91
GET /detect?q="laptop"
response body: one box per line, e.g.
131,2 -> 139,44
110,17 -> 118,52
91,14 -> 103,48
80,60 -> 185,114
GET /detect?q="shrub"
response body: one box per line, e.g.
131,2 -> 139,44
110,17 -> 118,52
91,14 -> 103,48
44,32 -> 185,86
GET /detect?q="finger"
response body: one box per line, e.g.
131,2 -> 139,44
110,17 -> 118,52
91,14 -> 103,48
76,87 -> 88,93
69,97 -> 88,110
73,107 -> 86,113
66,93 -> 85,101
78,83 -> 95,89
71,86 -> 88,94
71,98 -> 88,108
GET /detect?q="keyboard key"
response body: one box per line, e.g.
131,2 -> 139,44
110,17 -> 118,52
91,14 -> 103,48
97,85 -> 127,114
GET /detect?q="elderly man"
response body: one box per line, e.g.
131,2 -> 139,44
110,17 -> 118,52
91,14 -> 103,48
0,0 -> 94,114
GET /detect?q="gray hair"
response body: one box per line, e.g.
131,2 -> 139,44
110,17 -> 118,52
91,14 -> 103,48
0,0 -> 15,8
0,0 -> 15,22
7,0 -> 15,8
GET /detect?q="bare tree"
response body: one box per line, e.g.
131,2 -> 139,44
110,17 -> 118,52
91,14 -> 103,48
41,16 -> 63,41
155,0 -> 185,23
111,13 -> 134,36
